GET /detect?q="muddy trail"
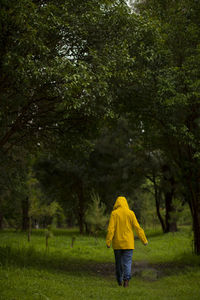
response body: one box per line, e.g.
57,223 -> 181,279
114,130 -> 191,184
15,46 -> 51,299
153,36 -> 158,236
86,260 -> 187,281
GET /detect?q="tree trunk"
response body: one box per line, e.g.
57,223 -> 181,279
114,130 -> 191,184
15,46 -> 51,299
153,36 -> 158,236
76,180 -> 85,234
28,217 -> 32,242
176,142 -> 200,254
22,197 -> 29,231
0,211 -> 3,230
193,208 -> 200,255
152,176 -> 166,233
0,198 -> 3,229
85,222 -> 90,234
78,210 -> 84,234
164,190 -> 178,233
187,180 -> 200,255
162,165 -> 178,233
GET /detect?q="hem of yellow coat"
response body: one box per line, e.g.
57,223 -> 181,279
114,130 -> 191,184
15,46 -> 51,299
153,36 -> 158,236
112,248 -> 135,250
112,245 -> 135,250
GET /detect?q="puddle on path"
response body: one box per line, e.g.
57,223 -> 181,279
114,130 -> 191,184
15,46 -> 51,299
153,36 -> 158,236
88,260 -> 179,281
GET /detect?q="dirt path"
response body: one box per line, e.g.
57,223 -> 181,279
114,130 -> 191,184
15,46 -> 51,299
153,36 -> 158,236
87,260 -> 184,281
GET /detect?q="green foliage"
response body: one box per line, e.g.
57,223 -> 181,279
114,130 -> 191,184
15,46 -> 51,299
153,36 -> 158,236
27,170 -> 64,228
0,151 -> 32,229
0,0 -> 132,153
140,182 -> 160,229
85,192 -> 108,234
113,0 -> 200,252
89,118 -> 147,213
1,0 -> 200,255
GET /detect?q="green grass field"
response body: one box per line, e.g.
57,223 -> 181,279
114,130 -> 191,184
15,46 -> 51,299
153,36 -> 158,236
0,227 -> 200,300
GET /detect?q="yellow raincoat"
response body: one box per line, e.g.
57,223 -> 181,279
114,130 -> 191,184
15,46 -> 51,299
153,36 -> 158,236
106,196 -> 148,249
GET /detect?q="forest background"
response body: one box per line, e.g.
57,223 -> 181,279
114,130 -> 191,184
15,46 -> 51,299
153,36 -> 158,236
1,0 -> 200,256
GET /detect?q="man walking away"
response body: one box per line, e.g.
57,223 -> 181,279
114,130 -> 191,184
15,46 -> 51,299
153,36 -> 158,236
106,196 -> 148,287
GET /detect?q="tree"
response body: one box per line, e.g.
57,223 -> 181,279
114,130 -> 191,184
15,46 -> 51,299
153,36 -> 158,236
34,149 -> 93,234
0,0 -> 137,232
85,192 -> 108,235
89,118 -> 148,219
0,149 -> 31,230
0,0 -> 133,153
144,152 -> 179,233
119,0 -> 200,254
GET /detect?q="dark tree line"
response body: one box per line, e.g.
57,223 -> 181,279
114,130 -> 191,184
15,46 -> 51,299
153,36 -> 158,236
1,0 -> 200,254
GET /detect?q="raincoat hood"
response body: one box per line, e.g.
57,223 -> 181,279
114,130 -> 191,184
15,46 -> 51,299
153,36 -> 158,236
113,196 -> 129,210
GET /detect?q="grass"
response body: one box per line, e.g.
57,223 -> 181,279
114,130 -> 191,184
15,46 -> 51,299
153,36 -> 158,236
0,227 -> 200,300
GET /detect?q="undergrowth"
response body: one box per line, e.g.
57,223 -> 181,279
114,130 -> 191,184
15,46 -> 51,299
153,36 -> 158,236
0,227 -> 200,300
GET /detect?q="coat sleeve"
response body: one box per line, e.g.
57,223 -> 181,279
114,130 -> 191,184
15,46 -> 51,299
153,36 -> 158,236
132,211 -> 148,245
106,212 -> 115,247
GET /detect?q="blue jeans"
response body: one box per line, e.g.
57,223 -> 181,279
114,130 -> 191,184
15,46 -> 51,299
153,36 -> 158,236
114,249 -> 133,285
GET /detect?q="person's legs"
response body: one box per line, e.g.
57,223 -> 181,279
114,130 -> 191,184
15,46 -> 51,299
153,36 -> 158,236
114,250 -> 123,285
121,249 -> 133,286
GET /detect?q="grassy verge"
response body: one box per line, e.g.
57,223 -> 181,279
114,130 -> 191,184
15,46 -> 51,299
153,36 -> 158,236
0,227 -> 200,300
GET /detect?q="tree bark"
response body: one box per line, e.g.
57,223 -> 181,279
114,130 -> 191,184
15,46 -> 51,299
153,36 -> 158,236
0,198 -> 3,229
76,180 -> 85,234
22,197 -> 29,231
162,165 -> 178,233
28,217 -> 32,242
0,211 -> 3,229
78,208 -> 84,234
193,207 -> 200,255
164,190 -> 178,233
187,179 -> 200,255
152,175 -> 166,233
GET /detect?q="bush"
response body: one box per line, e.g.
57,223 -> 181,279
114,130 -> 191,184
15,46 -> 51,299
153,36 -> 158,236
85,192 -> 108,235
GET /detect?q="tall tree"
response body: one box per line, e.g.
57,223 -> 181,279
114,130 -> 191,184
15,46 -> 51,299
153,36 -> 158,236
0,0 -> 136,232
121,0 -> 200,254
0,0 -> 132,153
